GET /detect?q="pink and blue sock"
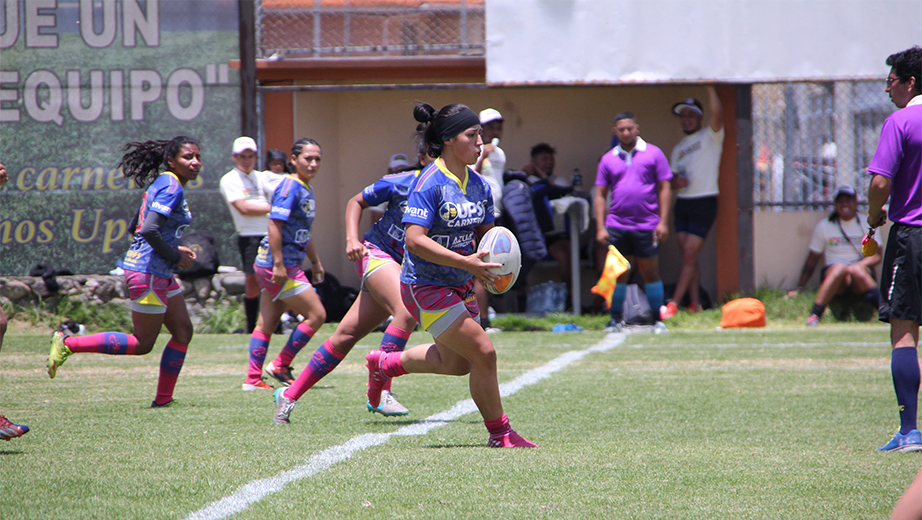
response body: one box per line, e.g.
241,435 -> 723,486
485,413 -> 511,437
154,339 -> 187,406
892,346 -> 920,434
380,325 -> 410,391
274,322 -> 315,368
285,340 -> 346,401
247,330 -> 271,383
64,332 -> 138,355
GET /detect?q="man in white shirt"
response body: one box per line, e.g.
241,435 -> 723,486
474,108 -> 506,218
788,185 -> 882,325
661,86 -> 724,320
220,137 -> 275,333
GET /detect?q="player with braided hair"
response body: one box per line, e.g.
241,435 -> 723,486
47,136 -> 201,408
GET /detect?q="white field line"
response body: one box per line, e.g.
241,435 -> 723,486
184,334 -> 626,520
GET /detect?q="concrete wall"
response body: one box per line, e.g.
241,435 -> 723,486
290,84 -> 723,296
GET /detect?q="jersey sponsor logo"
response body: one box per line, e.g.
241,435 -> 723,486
439,201 -> 484,228
294,229 -> 310,244
387,223 -> 405,242
300,198 -> 315,215
432,235 -> 450,248
406,207 -> 428,219
151,200 -> 172,214
176,224 -> 188,239
273,206 -> 291,217
677,139 -> 702,161
450,231 -> 474,248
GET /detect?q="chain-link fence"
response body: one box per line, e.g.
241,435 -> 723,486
256,0 -> 484,59
752,81 -> 895,210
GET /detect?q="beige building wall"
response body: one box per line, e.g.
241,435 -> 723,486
754,210 -> 889,291
292,85 -> 724,298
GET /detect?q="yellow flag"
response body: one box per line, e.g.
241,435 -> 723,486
590,245 -> 630,309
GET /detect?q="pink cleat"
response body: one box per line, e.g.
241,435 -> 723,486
488,430 -> 538,448
365,350 -> 390,409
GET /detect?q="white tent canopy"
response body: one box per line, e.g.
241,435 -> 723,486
486,0 -> 922,85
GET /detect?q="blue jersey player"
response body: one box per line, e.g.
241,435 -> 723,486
244,138 -> 328,395
48,136 -> 201,408
363,102 -> 537,448
272,149 -> 434,425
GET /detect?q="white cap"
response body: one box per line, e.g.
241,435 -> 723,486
389,153 -> 411,170
479,108 -> 503,125
233,136 -> 257,154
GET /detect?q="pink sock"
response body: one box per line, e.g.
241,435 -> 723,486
381,351 -> 408,378
247,330 -> 271,383
484,413 -> 511,436
284,340 -> 346,401
65,332 -> 138,355
154,339 -> 188,405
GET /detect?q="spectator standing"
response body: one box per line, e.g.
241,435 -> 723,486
594,112 -> 672,333
220,137 -> 275,333
867,46 -> 922,452
661,86 -> 724,319
787,185 -> 881,325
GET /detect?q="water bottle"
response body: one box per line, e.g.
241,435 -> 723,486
572,168 -> 582,187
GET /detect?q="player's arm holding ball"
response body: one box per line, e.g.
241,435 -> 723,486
404,223 -> 500,285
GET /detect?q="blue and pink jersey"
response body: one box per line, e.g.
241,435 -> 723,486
595,137 -> 672,231
255,175 -> 316,268
868,100 -> 922,226
361,169 -> 420,263
400,158 -> 495,287
119,172 -> 192,278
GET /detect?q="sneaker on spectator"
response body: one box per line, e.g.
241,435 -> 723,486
603,319 -> 624,333
878,429 -> 922,452
660,301 -> 678,320
806,314 -> 820,326
652,321 -> 669,334
686,303 -> 703,313
484,327 -> 502,334
488,430 -> 538,448
367,390 -> 409,416
0,415 -> 29,441
242,379 -> 274,391
273,388 -> 297,425
264,362 -> 295,387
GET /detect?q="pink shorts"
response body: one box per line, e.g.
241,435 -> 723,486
355,240 -> 399,290
125,270 -> 182,314
401,279 -> 479,338
255,264 -> 311,301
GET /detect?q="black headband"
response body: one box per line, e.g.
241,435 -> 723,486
436,107 -> 480,142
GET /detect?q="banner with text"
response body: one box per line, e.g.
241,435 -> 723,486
0,0 -> 241,275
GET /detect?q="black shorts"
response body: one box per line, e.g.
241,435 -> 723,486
879,223 -> 922,324
607,226 -> 658,258
237,235 -> 265,275
674,196 -> 718,239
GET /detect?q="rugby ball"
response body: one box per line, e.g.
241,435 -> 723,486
477,226 -> 522,295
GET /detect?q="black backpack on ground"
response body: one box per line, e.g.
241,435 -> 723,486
174,230 -> 219,280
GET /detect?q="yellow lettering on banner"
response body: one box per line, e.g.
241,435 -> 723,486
0,221 -> 11,243
62,167 -> 81,189
106,167 -> 125,190
72,208 -> 102,243
186,176 -> 203,189
38,220 -> 54,243
102,219 -> 127,253
16,168 -> 35,190
36,167 -> 58,190
14,221 -> 35,243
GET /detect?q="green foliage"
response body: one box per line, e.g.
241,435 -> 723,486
195,296 -> 245,334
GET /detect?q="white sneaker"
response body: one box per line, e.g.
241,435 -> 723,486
366,390 -> 409,416
652,321 -> 668,334
484,327 -> 502,334
273,387 -> 297,424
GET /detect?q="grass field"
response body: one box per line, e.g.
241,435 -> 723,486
2,325 -> 920,519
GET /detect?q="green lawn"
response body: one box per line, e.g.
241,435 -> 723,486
1,326 -> 918,519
